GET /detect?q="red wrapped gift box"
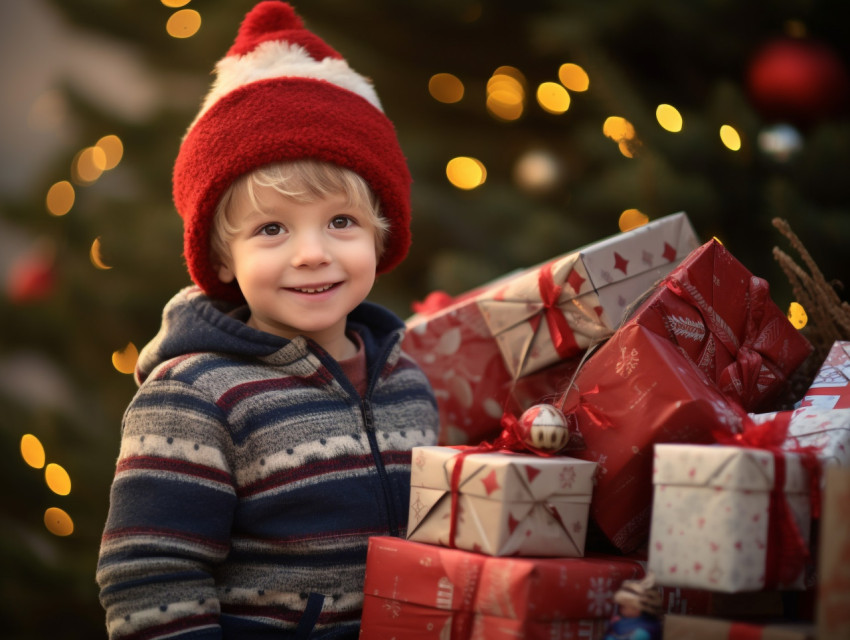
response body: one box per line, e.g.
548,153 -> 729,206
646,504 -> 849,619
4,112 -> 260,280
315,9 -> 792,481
558,323 -> 747,554
404,212 -> 699,445
626,238 -> 813,412
360,536 -> 712,639
799,340 -> 850,410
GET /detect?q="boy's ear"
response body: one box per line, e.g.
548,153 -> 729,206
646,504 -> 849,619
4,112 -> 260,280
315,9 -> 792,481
217,262 -> 236,284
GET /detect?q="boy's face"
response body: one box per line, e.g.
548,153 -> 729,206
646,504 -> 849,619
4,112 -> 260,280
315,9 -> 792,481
217,182 -> 378,351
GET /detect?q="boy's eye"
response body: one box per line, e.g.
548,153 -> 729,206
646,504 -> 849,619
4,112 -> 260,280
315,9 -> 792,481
330,216 -> 354,229
259,223 -> 283,236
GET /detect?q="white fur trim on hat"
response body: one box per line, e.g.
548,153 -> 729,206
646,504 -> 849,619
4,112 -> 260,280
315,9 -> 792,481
190,40 -> 383,131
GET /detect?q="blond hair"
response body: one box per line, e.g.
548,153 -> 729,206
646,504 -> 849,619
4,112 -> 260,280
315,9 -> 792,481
210,160 -> 389,268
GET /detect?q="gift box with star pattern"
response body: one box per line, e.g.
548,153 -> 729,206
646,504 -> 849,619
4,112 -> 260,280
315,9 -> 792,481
406,445 -> 597,557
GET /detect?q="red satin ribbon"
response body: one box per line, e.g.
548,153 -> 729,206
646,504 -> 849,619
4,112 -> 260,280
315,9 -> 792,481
558,384 -> 614,431
537,262 -> 580,360
665,269 -> 785,407
728,621 -> 764,640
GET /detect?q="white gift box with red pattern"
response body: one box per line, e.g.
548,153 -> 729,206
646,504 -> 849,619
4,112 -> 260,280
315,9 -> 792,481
749,407 -> 850,470
648,443 -> 813,592
800,341 -> 850,410
407,446 -> 597,557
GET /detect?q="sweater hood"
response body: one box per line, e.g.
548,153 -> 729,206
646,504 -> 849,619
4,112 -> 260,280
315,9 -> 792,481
135,286 -> 404,385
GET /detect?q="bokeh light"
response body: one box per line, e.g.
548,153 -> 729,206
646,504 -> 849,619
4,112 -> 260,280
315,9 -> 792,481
603,116 -> 639,158
446,156 -> 487,190
20,434 -> 46,469
787,301 -> 808,329
46,180 -> 75,216
72,146 -> 107,184
720,124 -> 742,151
513,149 -> 560,192
96,134 -> 124,170
486,66 -> 526,121
558,63 -> 589,92
45,463 -> 72,496
758,123 -> 802,161
428,73 -> 464,104
536,82 -> 571,114
619,209 -> 649,232
90,237 -> 113,270
44,507 -> 74,537
112,342 -> 140,374
656,104 -> 683,132
161,0 -> 191,7
167,9 -> 201,38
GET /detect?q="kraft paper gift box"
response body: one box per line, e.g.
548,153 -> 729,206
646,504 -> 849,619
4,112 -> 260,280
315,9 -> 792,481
799,340 -> 850,410
557,323 -> 748,554
406,445 -> 597,556
360,536 -> 712,639
663,614 -> 816,640
648,443 -> 814,592
403,211 -> 699,445
817,466 -> 850,640
625,237 -> 813,412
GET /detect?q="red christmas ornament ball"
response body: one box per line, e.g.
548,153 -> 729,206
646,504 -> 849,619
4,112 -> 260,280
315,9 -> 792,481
747,38 -> 850,124
6,250 -> 56,303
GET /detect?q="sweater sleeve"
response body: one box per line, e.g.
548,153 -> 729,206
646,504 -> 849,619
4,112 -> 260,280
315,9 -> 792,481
96,378 -> 237,640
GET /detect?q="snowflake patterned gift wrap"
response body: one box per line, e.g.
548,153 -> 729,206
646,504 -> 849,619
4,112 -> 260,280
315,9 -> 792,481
799,340 -> 850,410
360,536 -> 712,639
403,211 -> 699,445
406,445 -> 597,557
558,323 -> 747,554
626,238 -> 813,412
648,443 -> 814,592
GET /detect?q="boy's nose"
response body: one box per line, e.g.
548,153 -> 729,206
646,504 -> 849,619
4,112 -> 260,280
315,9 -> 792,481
290,231 -> 331,267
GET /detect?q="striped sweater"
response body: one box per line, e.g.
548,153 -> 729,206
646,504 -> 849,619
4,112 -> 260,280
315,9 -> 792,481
97,287 -> 439,639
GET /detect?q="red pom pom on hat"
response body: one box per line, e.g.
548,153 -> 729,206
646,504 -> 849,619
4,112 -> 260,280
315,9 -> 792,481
173,1 -> 412,303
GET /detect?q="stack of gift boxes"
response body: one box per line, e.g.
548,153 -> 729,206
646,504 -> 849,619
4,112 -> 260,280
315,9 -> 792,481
359,212 -> 850,639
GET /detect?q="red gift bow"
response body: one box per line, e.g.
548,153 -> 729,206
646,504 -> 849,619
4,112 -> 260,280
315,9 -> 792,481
447,411 -> 574,549
711,410 -> 822,589
534,261 -> 581,361
556,384 -> 614,431
665,268 -> 788,408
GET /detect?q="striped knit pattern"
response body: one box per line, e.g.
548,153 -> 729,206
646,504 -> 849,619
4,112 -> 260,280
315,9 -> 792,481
97,288 -> 439,639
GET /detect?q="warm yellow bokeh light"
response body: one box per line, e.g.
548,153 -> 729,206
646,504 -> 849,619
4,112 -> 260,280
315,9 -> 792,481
656,104 -> 683,132
90,237 -> 113,270
96,135 -> 124,170
446,156 -> 486,190
720,125 -> 742,151
536,82 -> 571,114
44,507 -> 74,537
45,463 -> 72,496
619,209 -> 649,232
113,342 -> 140,375
161,0 -> 191,7
788,302 -> 808,329
428,73 -> 464,104
46,180 -> 75,216
72,146 -> 107,184
167,9 -> 201,38
486,67 -> 526,121
21,434 -> 46,469
558,63 -> 589,92
603,116 -> 635,142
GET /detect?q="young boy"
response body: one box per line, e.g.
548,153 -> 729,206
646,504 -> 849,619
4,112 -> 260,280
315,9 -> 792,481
96,3 -> 439,638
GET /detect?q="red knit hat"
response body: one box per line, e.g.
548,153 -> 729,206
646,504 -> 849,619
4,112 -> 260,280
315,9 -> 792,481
173,1 -> 412,303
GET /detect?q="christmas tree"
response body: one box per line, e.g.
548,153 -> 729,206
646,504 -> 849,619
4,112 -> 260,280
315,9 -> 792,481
1,1 -> 848,637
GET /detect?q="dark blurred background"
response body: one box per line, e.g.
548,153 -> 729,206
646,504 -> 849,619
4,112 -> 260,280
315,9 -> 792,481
1,0 -> 848,637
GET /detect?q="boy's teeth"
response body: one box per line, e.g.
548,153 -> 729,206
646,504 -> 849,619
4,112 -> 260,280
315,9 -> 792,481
295,284 -> 333,293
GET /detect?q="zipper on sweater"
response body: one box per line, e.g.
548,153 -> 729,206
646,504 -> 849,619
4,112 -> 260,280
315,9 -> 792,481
360,332 -> 402,537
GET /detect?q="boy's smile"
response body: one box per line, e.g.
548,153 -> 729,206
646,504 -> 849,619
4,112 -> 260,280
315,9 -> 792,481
216,185 -> 378,359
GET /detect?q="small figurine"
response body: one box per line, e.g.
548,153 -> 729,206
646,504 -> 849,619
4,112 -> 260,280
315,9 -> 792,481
602,573 -> 663,640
